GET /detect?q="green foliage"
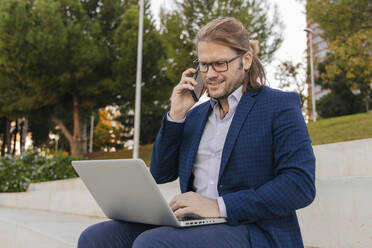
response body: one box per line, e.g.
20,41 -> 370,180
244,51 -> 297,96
307,0 -> 372,112
0,151 -> 79,192
115,102 -> 169,145
306,0 -> 371,41
0,0 -> 170,154
113,4 -> 170,106
0,0 -> 285,153
113,4 -> 171,146
159,0 -> 283,85
307,112 -> 372,145
316,58 -> 365,118
0,0 -> 118,154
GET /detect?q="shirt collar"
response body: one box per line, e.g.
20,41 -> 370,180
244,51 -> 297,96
210,85 -> 243,108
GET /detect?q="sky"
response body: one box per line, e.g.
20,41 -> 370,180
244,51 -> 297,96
150,0 -> 308,89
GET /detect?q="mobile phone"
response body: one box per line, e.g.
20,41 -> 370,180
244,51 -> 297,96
190,67 -> 205,102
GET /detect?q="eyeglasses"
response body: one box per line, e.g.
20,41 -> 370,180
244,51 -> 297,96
193,54 -> 242,73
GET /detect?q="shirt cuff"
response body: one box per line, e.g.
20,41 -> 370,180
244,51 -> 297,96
166,112 -> 185,123
217,196 -> 227,218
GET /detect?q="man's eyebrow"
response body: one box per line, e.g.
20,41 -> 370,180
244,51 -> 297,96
198,58 -> 230,62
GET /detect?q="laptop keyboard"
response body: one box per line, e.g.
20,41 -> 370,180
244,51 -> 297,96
178,213 -> 203,221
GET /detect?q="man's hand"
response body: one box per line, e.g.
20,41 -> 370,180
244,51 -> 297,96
169,68 -> 199,120
169,191 -> 220,218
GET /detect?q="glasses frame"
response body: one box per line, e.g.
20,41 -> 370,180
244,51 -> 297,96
193,54 -> 243,73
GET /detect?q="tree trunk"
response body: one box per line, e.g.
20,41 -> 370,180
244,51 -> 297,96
80,117 -> 88,154
1,117 -> 7,156
5,119 -> 11,154
12,120 -> 18,155
365,93 -> 370,113
20,119 -> 28,154
51,96 -> 87,156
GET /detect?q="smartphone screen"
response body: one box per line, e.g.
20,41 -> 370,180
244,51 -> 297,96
190,67 -> 205,102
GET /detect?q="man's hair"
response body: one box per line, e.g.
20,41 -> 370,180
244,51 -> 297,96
194,17 -> 266,92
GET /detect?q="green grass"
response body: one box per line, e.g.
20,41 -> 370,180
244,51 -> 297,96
88,112 -> 372,161
307,112 -> 372,145
87,144 -> 153,166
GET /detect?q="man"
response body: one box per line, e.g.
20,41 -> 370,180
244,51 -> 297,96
78,17 -> 315,248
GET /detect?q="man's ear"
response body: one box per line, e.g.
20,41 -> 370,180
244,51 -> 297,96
242,52 -> 252,71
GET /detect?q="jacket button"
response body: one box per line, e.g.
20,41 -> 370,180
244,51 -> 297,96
219,184 -> 223,188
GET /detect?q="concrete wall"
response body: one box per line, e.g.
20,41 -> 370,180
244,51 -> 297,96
0,190 -> 105,217
0,178 -> 180,218
298,138 -> 372,247
313,138 -> 372,178
27,178 -> 87,192
297,177 -> 372,248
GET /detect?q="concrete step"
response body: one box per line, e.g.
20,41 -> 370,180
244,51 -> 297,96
0,178 -> 181,217
0,206 -> 320,248
27,178 -> 87,192
313,138 -> 372,178
0,207 -> 106,248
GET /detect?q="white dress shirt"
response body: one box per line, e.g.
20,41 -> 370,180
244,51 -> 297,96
167,85 -> 243,217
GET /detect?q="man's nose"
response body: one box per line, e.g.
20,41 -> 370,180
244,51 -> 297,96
206,67 -> 218,79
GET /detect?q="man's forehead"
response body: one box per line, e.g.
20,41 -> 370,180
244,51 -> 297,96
197,41 -> 236,61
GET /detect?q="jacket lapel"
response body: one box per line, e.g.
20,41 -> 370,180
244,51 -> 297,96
182,103 -> 212,192
218,91 -> 259,180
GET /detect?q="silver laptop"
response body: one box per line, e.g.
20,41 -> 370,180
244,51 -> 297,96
72,159 -> 226,227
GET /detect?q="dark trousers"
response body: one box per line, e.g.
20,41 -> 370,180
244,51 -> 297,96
78,220 -> 251,248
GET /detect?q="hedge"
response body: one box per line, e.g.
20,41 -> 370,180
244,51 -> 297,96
0,151 -> 80,192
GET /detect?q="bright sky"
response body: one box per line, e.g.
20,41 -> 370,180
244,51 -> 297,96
150,0 -> 307,89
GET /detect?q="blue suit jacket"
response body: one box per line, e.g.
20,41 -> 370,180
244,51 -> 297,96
150,86 -> 316,247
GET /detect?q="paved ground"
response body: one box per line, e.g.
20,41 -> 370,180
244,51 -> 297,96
0,207 -> 106,248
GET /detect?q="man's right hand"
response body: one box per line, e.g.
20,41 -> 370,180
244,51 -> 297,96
169,68 -> 200,120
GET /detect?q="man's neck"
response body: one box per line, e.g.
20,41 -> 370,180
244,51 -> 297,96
218,99 -> 229,119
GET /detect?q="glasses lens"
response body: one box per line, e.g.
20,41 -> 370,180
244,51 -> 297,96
199,63 -> 209,72
212,61 -> 228,72
193,60 -> 199,67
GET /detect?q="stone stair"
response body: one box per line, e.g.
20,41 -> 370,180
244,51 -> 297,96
0,177 -> 180,248
0,138 -> 372,247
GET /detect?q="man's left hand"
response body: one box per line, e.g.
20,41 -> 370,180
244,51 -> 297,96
169,191 -> 220,218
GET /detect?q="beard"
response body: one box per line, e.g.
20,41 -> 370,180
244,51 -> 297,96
206,69 -> 245,100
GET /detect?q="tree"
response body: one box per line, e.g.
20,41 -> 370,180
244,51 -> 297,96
93,108 -> 124,151
159,0 -> 283,85
306,0 -> 371,41
113,4 -> 172,146
324,31 -> 372,112
316,80 -> 365,118
275,61 -> 307,111
0,0 -> 115,155
0,0 -> 167,155
307,0 -> 372,112
315,56 -> 365,118
115,101 -> 169,146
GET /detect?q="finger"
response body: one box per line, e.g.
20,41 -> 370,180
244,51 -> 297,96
170,198 -> 189,212
169,194 -> 182,207
178,77 -> 197,88
183,191 -> 196,197
183,77 -> 198,86
175,83 -> 194,93
174,207 -> 196,217
181,68 -> 197,79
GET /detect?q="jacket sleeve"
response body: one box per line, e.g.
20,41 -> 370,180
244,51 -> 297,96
222,92 -> 316,224
149,114 -> 185,184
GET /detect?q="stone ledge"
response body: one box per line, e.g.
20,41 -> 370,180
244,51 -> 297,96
0,178 -> 180,217
313,138 -> 372,178
297,176 -> 372,248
